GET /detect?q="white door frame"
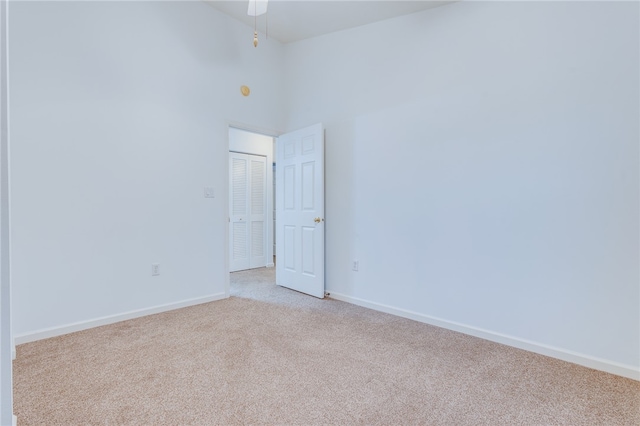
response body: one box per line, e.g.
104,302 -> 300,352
0,0 -> 14,423
224,123 -> 325,302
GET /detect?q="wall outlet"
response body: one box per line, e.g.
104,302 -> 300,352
204,187 -> 215,198
151,264 -> 160,276
352,260 -> 359,272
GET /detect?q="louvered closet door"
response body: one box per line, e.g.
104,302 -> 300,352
230,154 -> 250,272
229,152 -> 267,272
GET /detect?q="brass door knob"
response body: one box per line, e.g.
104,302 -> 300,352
314,217 -> 323,223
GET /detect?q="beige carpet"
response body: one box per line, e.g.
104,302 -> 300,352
13,267 -> 640,425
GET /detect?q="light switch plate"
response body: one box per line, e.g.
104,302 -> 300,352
204,187 -> 215,198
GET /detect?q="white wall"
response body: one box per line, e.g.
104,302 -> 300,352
285,1 -> 639,377
9,1 -> 285,340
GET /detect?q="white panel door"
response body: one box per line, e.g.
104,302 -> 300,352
229,152 -> 267,272
276,123 -> 325,298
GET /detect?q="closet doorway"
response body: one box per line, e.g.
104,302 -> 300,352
228,127 -> 275,272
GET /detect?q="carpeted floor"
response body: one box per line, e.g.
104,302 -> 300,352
13,267 -> 640,425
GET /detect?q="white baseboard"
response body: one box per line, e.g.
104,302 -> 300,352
13,293 -> 227,346
12,415 -> 16,426
11,346 -> 15,360
328,292 -> 640,381
266,263 -> 275,268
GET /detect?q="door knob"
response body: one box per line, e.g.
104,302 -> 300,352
314,217 -> 324,223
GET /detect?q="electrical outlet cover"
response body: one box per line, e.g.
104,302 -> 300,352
204,187 -> 215,198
